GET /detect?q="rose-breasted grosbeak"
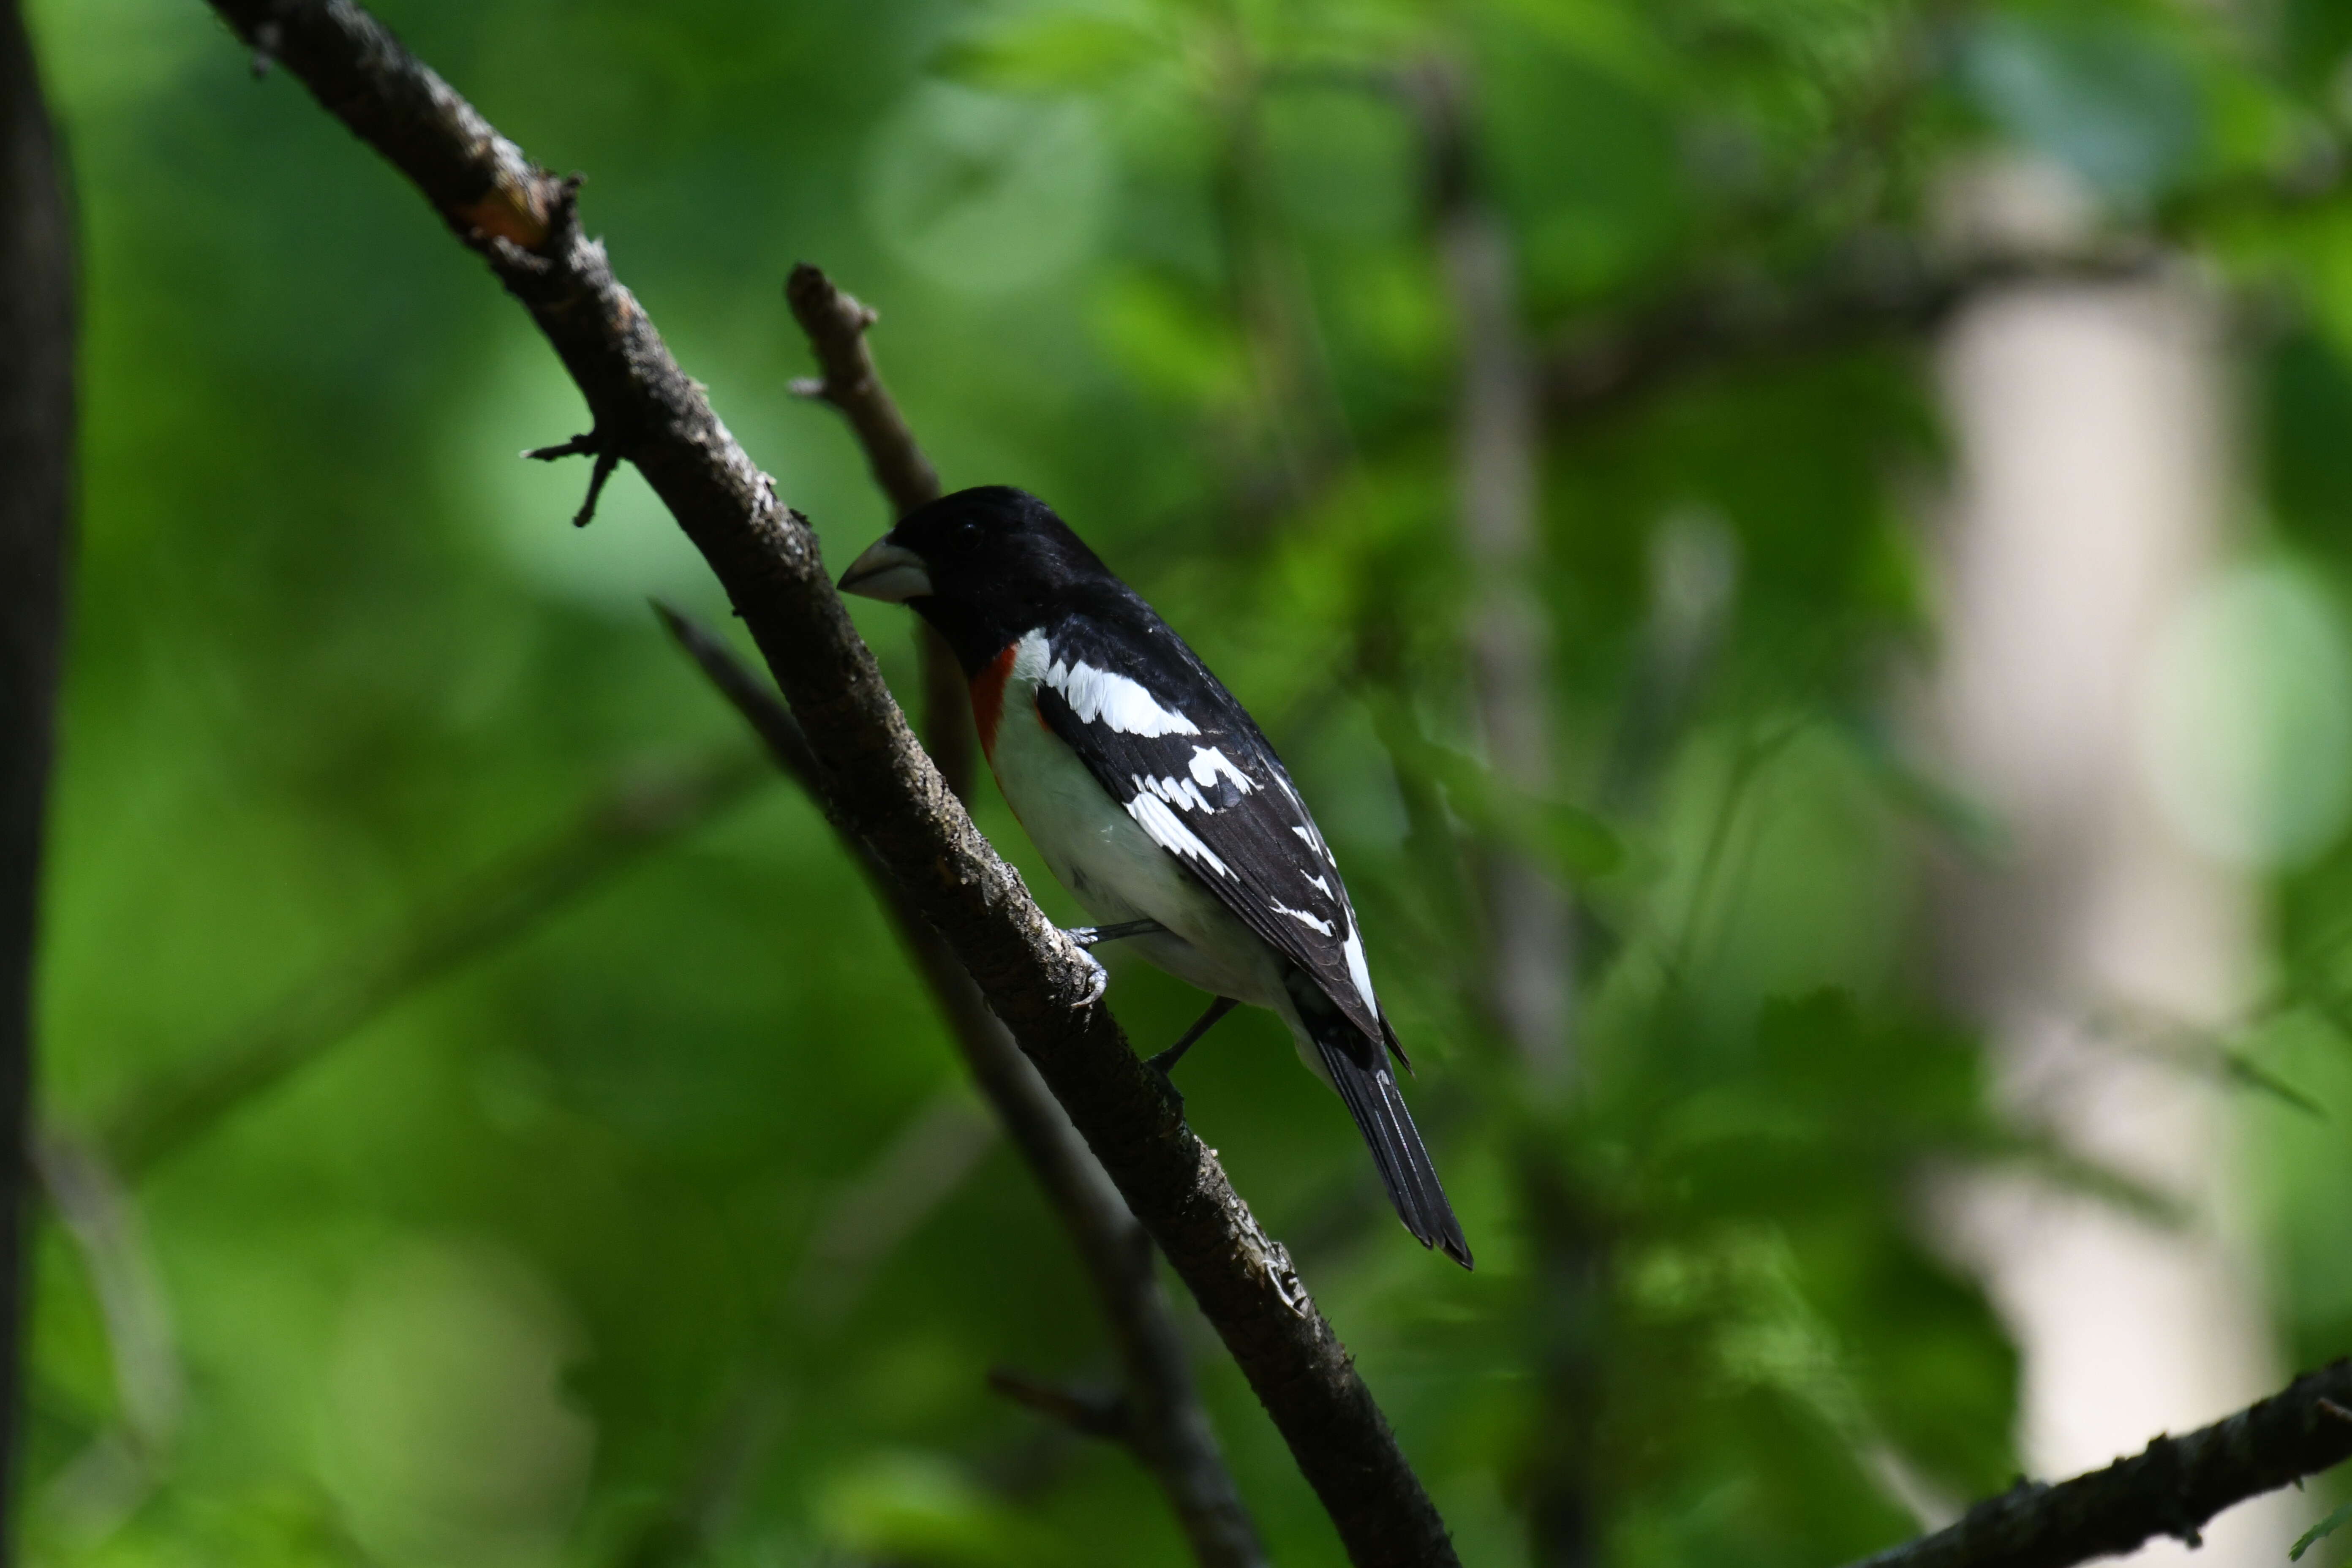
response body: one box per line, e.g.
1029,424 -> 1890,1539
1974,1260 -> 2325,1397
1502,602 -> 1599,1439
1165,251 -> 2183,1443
841,486 -> 1470,1268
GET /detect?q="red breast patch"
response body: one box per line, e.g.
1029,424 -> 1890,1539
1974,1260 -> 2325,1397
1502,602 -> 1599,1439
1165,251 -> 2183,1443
971,642 -> 1018,762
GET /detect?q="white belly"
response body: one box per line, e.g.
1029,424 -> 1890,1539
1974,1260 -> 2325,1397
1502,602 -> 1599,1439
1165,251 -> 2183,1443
988,686 -> 1291,1015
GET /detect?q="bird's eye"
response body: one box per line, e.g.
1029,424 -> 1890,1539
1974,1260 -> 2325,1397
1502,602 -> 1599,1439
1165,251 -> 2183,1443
956,518 -> 982,543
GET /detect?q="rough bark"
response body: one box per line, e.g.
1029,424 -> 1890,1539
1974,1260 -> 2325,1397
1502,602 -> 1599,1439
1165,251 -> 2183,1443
202,4 -> 1454,1562
0,0 -> 72,1549
1840,1362 -> 2352,1568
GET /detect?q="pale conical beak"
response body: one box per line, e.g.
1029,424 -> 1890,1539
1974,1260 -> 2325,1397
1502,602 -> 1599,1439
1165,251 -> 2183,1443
838,537 -> 934,602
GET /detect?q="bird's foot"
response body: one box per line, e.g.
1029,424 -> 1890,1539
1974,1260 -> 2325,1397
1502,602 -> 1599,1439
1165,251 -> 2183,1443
1065,918 -> 1165,949
1071,945 -> 1109,1007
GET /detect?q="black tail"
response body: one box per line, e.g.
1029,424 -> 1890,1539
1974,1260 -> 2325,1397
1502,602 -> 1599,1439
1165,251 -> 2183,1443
1301,1004 -> 1472,1269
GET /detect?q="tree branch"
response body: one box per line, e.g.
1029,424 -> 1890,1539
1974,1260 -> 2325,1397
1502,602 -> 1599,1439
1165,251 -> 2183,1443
1534,118 -> 2352,431
1540,243 -> 2164,429
1841,1361 -> 2352,1568
0,0 -> 73,1545
781,264 -> 974,807
202,5 -> 1456,1563
987,1367 -> 1133,1444
658,607 -> 1262,1568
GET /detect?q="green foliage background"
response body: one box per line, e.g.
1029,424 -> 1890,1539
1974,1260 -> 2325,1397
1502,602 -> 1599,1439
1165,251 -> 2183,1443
19,0 -> 2352,1564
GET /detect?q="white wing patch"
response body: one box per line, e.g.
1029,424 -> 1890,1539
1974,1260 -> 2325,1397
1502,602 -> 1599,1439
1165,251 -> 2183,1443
1138,772 -> 1214,814
1008,627 -> 1054,684
1305,872 -> 1332,896
1126,790 -> 1232,877
1339,923 -> 1378,1013
1271,900 -> 1334,937
1046,652 -> 1200,738
1188,746 -> 1255,795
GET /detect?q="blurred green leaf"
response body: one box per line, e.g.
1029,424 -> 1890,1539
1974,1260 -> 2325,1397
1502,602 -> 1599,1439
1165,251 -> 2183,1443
1372,700 -> 1625,879
1957,13 -> 2203,207
2292,1497 -> 2352,1560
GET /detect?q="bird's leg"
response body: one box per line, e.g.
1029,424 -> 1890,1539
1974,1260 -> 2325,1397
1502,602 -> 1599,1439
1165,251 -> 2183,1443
1148,996 -> 1239,1078
1065,918 -> 1165,948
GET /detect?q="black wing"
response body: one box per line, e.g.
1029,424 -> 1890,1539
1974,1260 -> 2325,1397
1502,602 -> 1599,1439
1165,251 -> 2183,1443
1029,603 -> 1391,1061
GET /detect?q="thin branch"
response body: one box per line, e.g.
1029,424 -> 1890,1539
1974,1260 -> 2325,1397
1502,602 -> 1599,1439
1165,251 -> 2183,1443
1540,242 -> 2164,428
1537,122 -> 2352,433
526,425 -> 621,527
0,0 -> 74,1544
782,265 -> 938,515
201,7 -> 1456,1561
1840,1361 -> 2352,1568
617,1090 -> 988,1568
94,751 -> 767,1177
1536,104 -> 2352,430
988,1367 -> 1132,1444
781,264 -> 976,807
657,606 -> 1264,1568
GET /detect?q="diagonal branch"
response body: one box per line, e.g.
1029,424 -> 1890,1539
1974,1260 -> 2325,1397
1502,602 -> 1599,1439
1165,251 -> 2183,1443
658,606 -> 1263,1568
781,264 -> 974,807
783,265 -> 938,516
95,750 -> 768,1177
1535,129 -> 2352,431
201,5 -> 1456,1563
1840,1361 -> 2352,1568
1540,244 -> 2163,429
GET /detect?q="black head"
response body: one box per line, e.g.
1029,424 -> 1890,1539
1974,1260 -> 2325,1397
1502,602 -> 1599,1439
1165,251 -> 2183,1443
838,486 -> 1118,675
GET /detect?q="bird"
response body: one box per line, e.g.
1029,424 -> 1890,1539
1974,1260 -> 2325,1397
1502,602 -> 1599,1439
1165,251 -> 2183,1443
839,485 -> 1471,1268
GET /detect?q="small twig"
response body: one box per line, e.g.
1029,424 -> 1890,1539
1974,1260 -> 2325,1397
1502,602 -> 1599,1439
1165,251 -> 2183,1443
1840,1361 -> 2352,1568
789,1092 -> 998,1328
523,432 -> 597,460
525,428 -> 620,527
989,1367 -> 1134,1444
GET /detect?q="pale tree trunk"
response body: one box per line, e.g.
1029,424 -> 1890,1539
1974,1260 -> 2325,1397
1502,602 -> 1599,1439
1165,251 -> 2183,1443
1419,60 -> 1573,1086
1922,171 -> 2295,1566
1416,58 -> 1588,1568
0,0 -> 73,1550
